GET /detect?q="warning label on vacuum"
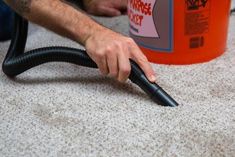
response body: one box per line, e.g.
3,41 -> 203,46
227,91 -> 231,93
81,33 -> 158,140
185,0 -> 210,35
128,0 -> 174,52
185,0 -> 210,48
185,12 -> 209,35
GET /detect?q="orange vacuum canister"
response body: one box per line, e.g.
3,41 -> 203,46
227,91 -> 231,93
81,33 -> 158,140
128,0 -> 231,64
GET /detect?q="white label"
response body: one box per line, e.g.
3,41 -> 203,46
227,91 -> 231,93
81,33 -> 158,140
128,0 -> 159,38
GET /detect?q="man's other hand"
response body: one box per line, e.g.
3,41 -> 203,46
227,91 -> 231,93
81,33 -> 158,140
83,0 -> 127,16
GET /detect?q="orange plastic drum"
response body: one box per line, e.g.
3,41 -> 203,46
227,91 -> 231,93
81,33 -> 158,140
128,0 -> 231,64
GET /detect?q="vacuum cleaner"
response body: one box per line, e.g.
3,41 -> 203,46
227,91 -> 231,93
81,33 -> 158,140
128,0 -> 232,65
2,13 -> 179,107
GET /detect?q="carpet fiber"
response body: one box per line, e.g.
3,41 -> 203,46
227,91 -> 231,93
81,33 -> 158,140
0,14 -> 235,157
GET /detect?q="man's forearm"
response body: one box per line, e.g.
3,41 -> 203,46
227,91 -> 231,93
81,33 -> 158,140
4,0 -> 32,15
3,0 -> 104,45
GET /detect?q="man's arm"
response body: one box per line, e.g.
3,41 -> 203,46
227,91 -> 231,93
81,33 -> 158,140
3,0 -> 101,44
3,0 -> 156,83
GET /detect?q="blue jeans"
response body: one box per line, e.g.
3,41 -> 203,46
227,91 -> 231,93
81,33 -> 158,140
0,1 -> 13,41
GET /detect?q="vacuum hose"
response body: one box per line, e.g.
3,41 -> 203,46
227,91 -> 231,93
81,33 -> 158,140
2,13 -> 179,107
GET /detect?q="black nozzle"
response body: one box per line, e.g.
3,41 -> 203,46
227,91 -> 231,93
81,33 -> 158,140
129,60 -> 179,107
2,13 -> 179,107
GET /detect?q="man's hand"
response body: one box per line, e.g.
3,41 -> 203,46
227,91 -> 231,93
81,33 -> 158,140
4,0 -> 156,83
85,27 -> 156,83
83,0 -> 127,16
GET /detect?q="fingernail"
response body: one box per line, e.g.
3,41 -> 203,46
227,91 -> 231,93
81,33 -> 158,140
150,75 -> 156,82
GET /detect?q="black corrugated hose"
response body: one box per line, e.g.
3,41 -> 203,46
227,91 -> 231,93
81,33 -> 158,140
2,13 -> 179,107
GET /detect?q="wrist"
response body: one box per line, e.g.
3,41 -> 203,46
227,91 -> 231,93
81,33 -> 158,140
72,17 -> 105,45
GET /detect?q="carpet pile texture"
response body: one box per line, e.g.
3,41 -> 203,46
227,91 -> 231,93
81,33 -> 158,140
0,13 -> 234,157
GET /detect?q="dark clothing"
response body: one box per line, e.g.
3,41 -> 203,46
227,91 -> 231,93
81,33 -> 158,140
0,0 -> 13,41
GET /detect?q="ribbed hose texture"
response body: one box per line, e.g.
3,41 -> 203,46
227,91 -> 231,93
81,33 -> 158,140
2,13 -> 179,107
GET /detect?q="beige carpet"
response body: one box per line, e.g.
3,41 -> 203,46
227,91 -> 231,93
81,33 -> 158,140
0,13 -> 235,157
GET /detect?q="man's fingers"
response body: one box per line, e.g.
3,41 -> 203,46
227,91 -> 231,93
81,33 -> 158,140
131,46 -> 156,82
99,56 -> 109,75
113,0 -> 127,11
135,56 -> 156,82
117,51 -> 131,82
107,51 -> 118,78
97,6 -> 121,17
92,54 -> 109,75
